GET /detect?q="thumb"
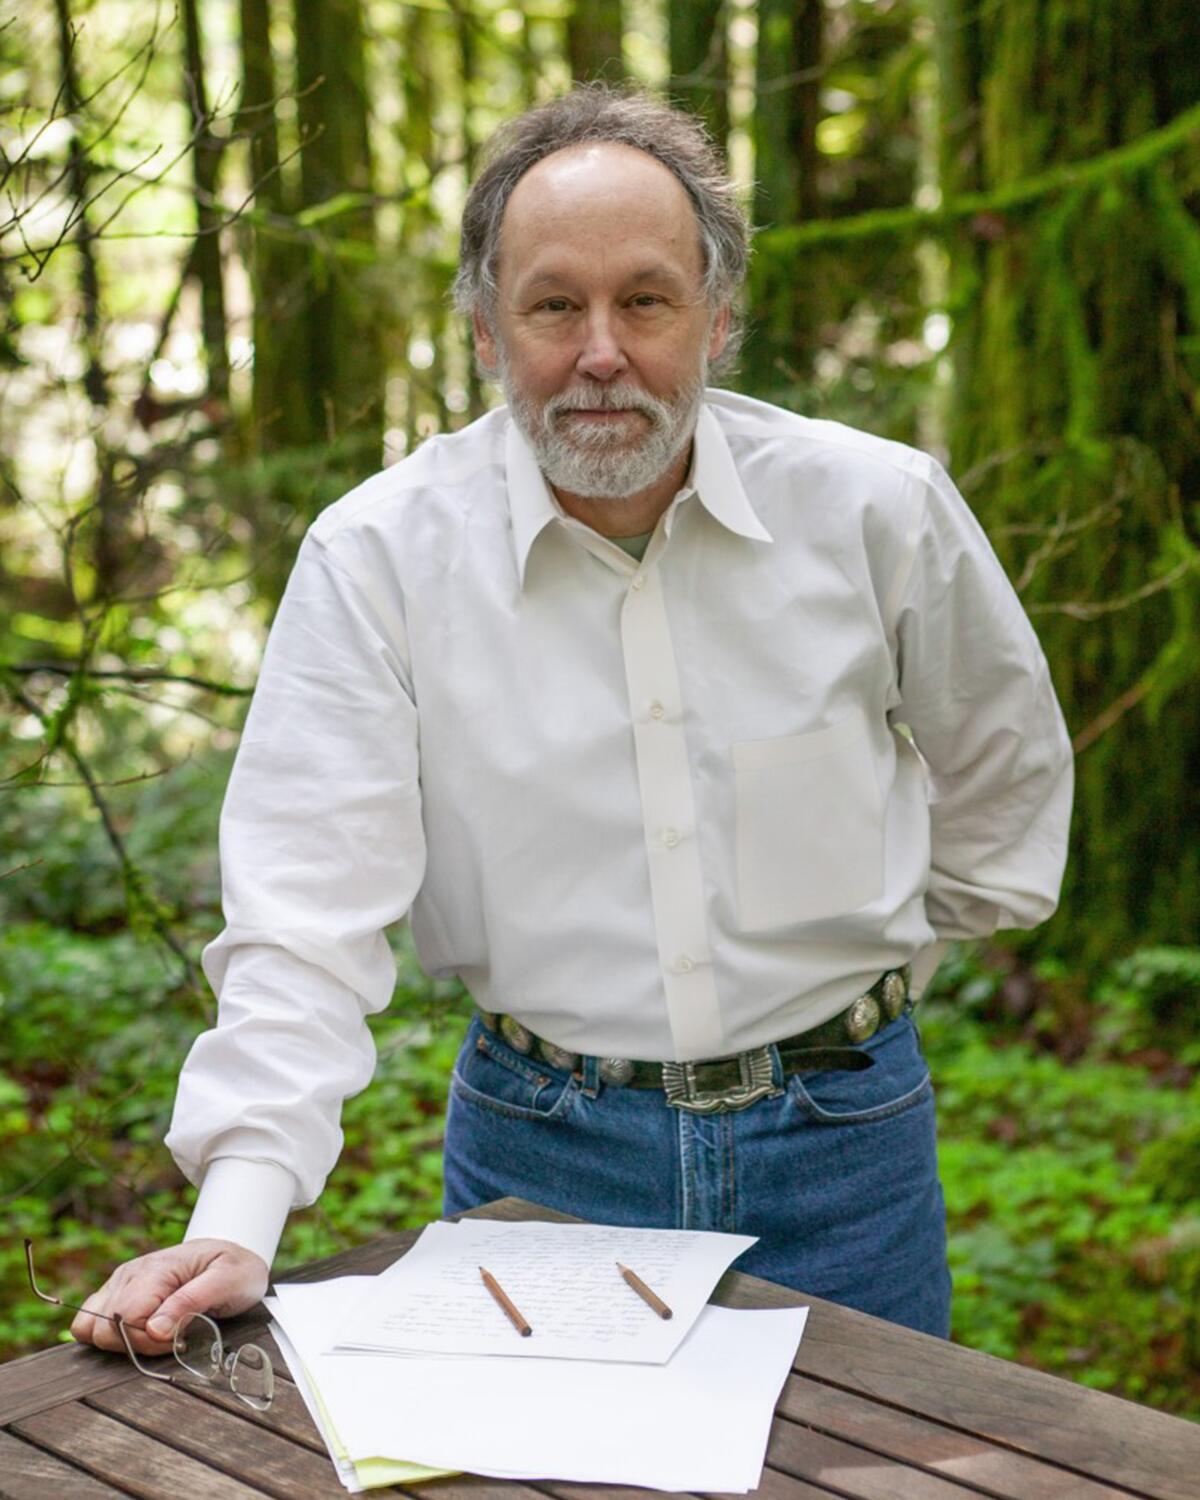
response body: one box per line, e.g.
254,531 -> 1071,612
147,1256 -> 263,1337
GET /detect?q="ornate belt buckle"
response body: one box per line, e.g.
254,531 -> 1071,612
661,1046 -> 781,1114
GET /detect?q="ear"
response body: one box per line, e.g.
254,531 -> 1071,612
707,302 -> 731,363
473,309 -> 499,377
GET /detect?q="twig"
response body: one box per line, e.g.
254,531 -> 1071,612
1073,678 -> 1154,755
4,662 -> 254,696
1028,557 -> 1196,619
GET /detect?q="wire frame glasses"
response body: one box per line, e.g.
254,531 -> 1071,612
24,1238 -> 274,1410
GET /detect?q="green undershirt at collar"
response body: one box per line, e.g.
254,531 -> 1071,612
609,531 -> 653,561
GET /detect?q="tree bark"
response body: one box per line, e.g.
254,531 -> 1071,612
51,0 -> 107,411
939,0 -> 1200,963
566,0 -> 624,83
294,0 -> 384,457
181,0 -> 231,405
239,0 -> 318,452
454,0 -> 485,420
744,0 -> 824,393
668,0 -> 728,156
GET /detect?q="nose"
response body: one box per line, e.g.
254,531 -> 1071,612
575,307 -> 628,382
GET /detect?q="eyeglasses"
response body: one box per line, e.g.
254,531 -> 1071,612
24,1238 -> 275,1410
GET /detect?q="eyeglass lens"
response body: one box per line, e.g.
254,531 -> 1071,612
229,1343 -> 274,1410
174,1314 -> 223,1380
173,1312 -> 274,1410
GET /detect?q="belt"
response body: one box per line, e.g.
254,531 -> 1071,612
477,966 -> 911,1115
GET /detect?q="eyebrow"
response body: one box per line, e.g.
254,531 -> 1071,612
514,265 -> 693,297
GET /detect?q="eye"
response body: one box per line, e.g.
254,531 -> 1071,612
629,294 -> 664,308
534,297 -> 573,313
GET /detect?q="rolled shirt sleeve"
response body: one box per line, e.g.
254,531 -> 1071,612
165,531 -> 426,1264
892,457 -> 1074,941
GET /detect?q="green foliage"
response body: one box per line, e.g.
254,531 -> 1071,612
922,945 -> 1200,1412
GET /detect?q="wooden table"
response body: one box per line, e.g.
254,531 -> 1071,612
2,1197 -> 1196,1499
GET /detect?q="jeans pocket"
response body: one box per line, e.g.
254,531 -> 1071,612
450,1022 -> 579,1124
788,1013 -> 932,1125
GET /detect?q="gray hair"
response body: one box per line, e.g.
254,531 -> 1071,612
453,85 -> 750,371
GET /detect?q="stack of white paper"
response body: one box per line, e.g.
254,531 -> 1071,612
265,1219 -> 807,1492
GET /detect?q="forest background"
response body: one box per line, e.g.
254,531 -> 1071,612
2,0 -> 1199,1416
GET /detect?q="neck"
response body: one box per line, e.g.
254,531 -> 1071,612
551,443 -> 692,539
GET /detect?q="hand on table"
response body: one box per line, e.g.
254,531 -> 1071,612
69,1238 -> 269,1357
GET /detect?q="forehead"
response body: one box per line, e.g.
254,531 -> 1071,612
498,141 -> 704,288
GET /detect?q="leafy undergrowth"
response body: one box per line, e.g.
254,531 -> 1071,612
923,946 -> 1200,1416
2,911 -> 1197,1419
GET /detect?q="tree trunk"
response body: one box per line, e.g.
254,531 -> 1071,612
668,0 -> 728,156
51,0 -> 107,411
939,0 -> 1200,964
455,0 -> 485,421
239,0 -> 317,452
744,0 -> 824,394
294,0 -> 384,459
52,0 -> 123,604
181,0 -> 230,406
566,0 -> 623,83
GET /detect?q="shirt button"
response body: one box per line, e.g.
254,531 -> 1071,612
649,701 -> 665,720
631,575 -> 645,591
662,828 -> 680,848
674,956 -> 695,974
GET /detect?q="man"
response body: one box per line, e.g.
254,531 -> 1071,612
73,87 -> 1072,1355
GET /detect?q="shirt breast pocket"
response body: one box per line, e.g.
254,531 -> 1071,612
732,708 -> 883,931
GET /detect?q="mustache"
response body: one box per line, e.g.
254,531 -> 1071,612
544,384 -> 668,421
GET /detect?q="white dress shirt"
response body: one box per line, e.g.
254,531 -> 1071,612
168,389 -> 1073,1266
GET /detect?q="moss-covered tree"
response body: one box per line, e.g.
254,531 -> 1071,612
938,0 -> 1200,963
667,0 -> 728,157
743,0 -> 824,394
239,0 -> 316,453
294,0 -> 384,460
566,0 -> 624,83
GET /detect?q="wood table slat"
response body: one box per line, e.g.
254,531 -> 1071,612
170,1362 -> 328,1452
0,1343 -> 140,1427
84,1378 -> 349,1500
767,1416 -> 1013,1500
535,1471 -> 844,1500
396,1480 -> 553,1500
12,1402 -> 269,1500
0,1427 -> 133,1499
701,1467 -> 865,1500
777,1371 -> 1147,1500
782,1310 -> 1200,1500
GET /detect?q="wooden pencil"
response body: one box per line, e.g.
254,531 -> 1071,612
617,1261 -> 673,1319
479,1265 -> 532,1337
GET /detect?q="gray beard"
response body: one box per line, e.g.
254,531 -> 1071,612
501,357 -> 707,501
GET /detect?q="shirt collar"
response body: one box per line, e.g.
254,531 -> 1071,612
506,396 -> 773,588
688,401 -> 774,546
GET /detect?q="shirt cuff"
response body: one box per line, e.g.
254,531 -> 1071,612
183,1157 -> 297,1270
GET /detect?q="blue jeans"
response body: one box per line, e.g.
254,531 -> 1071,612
442,1009 -> 952,1337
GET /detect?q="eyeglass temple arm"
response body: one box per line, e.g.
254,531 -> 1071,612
23,1239 -> 173,1381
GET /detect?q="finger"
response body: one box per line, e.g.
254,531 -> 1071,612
70,1289 -> 119,1351
80,1264 -> 181,1357
147,1258 -> 262,1342
68,1284 -> 138,1356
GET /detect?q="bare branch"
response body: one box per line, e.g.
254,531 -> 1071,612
1028,556 -> 1197,620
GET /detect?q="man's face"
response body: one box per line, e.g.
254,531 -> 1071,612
474,142 -> 730,500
